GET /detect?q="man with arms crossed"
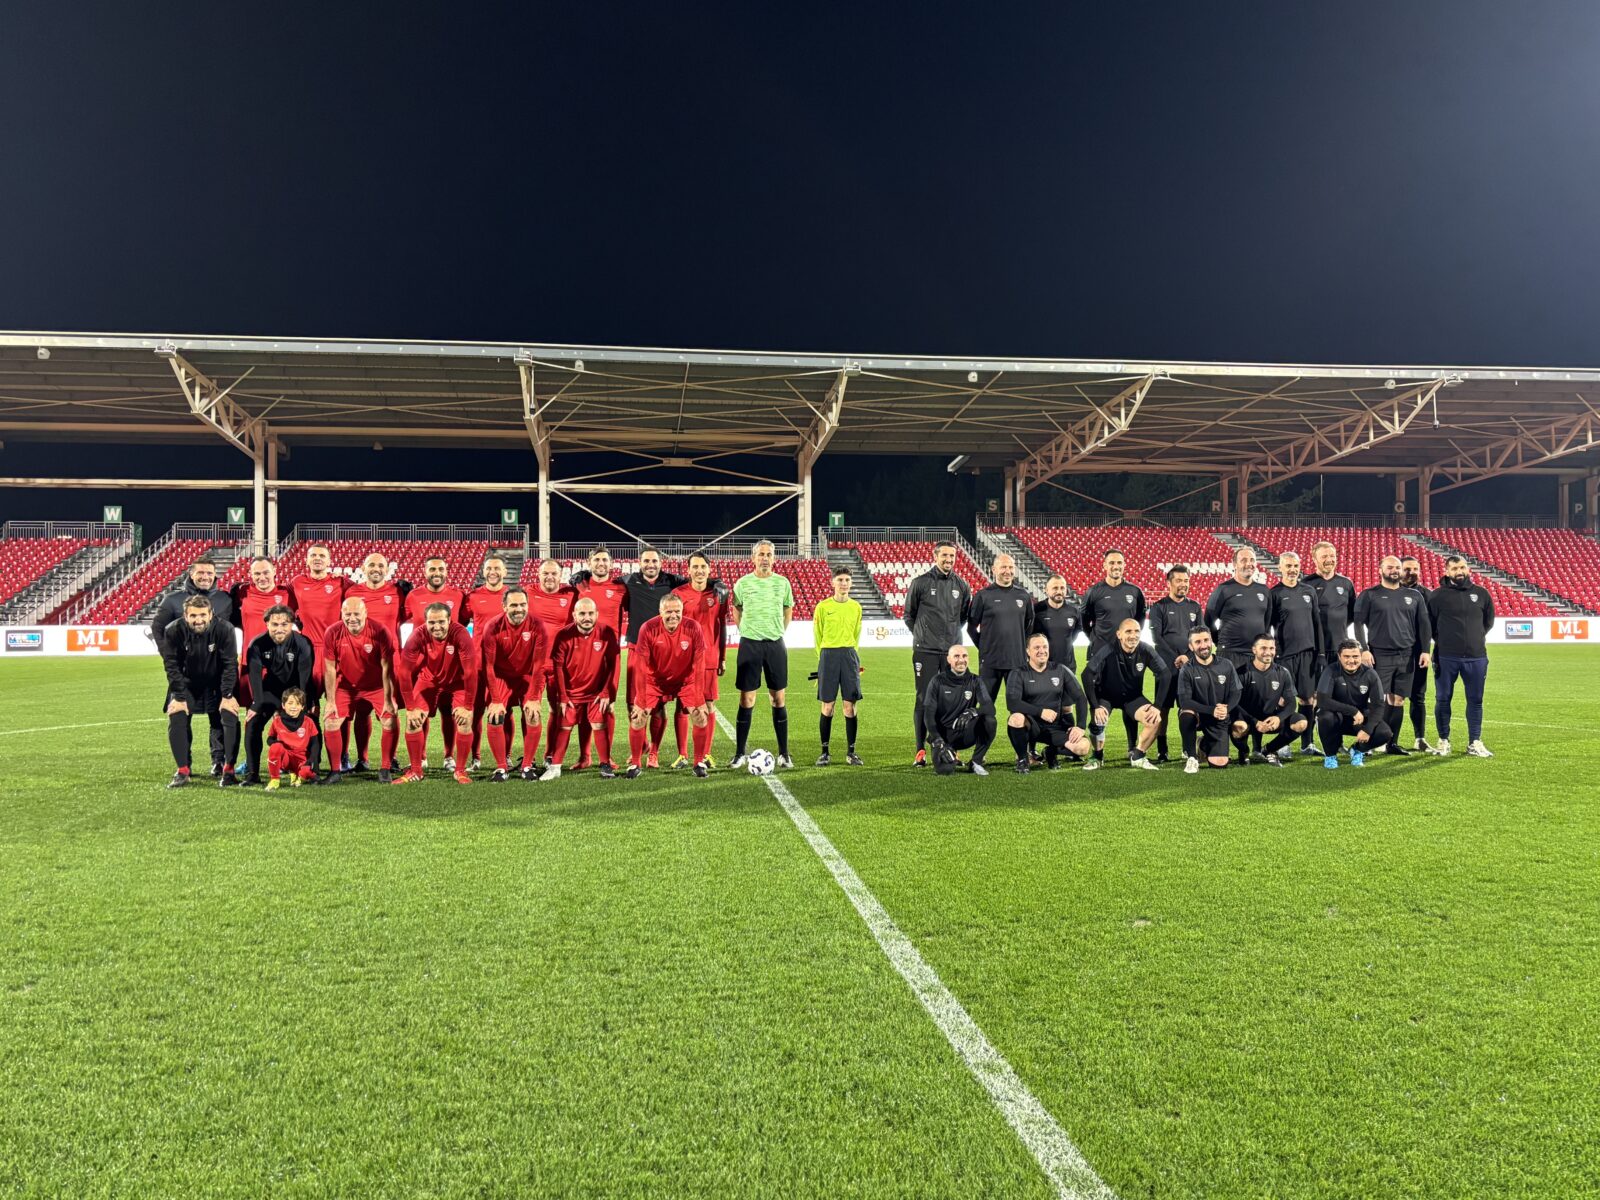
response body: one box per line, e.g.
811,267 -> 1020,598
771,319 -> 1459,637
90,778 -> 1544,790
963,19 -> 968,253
1426,555 -> 1495,758
728,540 -> 795,770
812,566 -> 864,766
903,540 -> 970,767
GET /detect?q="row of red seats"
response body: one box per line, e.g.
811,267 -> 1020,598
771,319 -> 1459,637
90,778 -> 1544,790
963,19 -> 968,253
831,541 -> 989,617
999,526 -> 1239,606
1430,528 -> 1600,613
0,537 -> 101,605
80,539 -> 218,624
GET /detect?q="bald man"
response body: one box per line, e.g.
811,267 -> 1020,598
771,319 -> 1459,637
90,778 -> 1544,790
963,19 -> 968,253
967,553 -> 1035,716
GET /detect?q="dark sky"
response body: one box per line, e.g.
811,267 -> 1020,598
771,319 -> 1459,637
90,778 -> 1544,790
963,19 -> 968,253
4,2 -> 1598,534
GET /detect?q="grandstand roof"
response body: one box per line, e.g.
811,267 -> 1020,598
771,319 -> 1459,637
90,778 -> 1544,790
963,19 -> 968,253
2,331 -> 1598,479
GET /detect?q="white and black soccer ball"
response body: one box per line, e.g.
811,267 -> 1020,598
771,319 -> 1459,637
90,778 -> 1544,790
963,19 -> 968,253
746,748 -> 775,776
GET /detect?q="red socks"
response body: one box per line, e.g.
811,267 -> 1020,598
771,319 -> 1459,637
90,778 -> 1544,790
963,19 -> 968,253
628,724 -> 648,767
693,719 -> 713,763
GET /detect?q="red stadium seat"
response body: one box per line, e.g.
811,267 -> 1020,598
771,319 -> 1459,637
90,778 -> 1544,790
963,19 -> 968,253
831,541 -> 989,617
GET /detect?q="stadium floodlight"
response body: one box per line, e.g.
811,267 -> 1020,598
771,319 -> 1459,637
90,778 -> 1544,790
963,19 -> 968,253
967,370 -> 979,383
154,342 -> 178,358
513,349 -> 535,366
35,346 -> 50,360
947,454 -> 970,473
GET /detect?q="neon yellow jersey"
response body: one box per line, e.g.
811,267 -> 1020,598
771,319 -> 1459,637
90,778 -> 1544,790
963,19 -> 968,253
813,596 -> 862,648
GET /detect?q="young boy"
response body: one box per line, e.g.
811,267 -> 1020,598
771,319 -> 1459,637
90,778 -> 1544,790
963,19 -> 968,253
811,566 -> 864,766
266,688 -> 323,789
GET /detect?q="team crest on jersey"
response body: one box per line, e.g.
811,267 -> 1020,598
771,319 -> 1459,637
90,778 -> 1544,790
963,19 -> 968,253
1124,594 -> 1134,603
951,588 -> 960,598
592,642 -> 604,652
963,690 -> 972,700
363,643 -> 372,652
521,631 -> 531,641
1216,673 -> 1226,683
445,646 -> 456,655
1403,596 -> 1413,606
1188,612 -> 1197,621
677,639 -> 689,651
1135,662 -> 1145,672
1358,684 -> 1369,694
1256,592 -> 1265,601
383,595 -> 392,604
1303,595 -> 1311,603
1336,586 -> 1345,595
1015,598 -> 1024,608
606,589 -> 616,600
287,652 -> 296,661
324,584 -> 334,594
1470,592 -> 1479,601
1271,680 -> 1280,690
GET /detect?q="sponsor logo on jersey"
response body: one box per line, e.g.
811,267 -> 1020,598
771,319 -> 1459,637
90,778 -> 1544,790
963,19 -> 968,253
1504,620 -> 1534,639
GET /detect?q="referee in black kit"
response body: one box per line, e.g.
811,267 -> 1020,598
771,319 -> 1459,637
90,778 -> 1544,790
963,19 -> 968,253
905,540 -> 971,767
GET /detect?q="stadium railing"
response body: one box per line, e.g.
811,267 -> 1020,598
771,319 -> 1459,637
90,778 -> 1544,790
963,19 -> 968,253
61,523 -> 252,625
977,511 -> 1566,530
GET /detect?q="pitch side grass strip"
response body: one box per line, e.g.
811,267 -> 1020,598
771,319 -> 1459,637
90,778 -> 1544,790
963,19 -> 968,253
713,709 -> 1117,1200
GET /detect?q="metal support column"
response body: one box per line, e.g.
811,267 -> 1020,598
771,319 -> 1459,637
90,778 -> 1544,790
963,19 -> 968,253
1236,466 -> 1250,527
1016,470 -> 1028,527
1003,469 -> 1015,525
266,440 -> 280,553
1585,471 -> 1600,535
538,455 -> 552,558
798,462 -> 813,556
1420,467 -> 1435,527
252,455 -> 266,555
1559,479 -> 1572,527
1395,474 -> 1407,525
1218,474 -> 1231,518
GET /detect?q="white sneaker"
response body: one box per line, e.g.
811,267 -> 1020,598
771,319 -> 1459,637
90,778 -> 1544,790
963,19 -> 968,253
539,763 -> 562,782
1433,738 -> 1451,756
1082,759 -> 1101,772
1277,747 -> 1295,762
1467,740 -> 1494,758
470,757 -> 482,772
1413,737 -> 1432,753
1130,756 -> 1159,771
443,756 -> 456,771
1184,756 -> 1200,775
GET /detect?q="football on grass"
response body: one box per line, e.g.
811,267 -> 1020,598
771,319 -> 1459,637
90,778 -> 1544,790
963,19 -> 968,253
746,749 -> 775,776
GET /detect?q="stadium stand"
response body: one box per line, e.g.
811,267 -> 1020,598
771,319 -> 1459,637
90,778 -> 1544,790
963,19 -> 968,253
1000,525 -> 1239,607
78,537 -> 233,625
216,539 -> 505,590
830,541 -> 988,617
0,532 -> 127,625
0,537 -> 95,605
1423,527 -> 1600,615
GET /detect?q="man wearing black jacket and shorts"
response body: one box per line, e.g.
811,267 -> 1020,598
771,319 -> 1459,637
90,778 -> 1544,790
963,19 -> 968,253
904,540 -> 971,767
923,644 -> 996,776
158,595 -> 241,789
1005,632 -> 1090,772
1268,551 -> 1324,757
967,553 -> 1034,713
1354,555 -> 1432,756
1315,640 -> 1391,768
1081,617 -> 1168,771
241,604 -> 317,785
1148,564 -> 1201,762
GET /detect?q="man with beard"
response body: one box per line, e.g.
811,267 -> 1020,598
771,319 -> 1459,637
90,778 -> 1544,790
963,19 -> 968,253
1267,550 -> 1323,760
478,587 -> 549,783
1079,550 -> 1146,762
1399,555 -> 1434,751
1032,574 -> 1082,672
922,644 -> 996,777
322,597 -> 398,783
966,553 -> 1035,712
526,557 -> 578,764
904,540 -> 971,767
157,595 -> 241,789
402,556 -> 467,770
242,604 -> 317,785
1148,564 -> 1201,763
1081,617 -> 1168,771
1005,632 -> 1091,773
1232,633 -> 1309,767
1175,627 -> 1241,773
626,595 -> 713,778
1315,640 -> 1391,768
568,546 -> 628,766
542,597 -> 621,780
463,552 -> 515,769
1425,554 -> 1496,758
391,603 -> 477,786
1204,546 -> 1271,671
149,557 -> 233,776
227,556 -> 295,775
1354,554 -> 1432,756
286,543 -> 346,712
620,547 -> 696,767
344,551 -> 408,770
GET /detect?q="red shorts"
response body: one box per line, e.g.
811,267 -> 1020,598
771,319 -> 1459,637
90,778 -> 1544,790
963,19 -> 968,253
486,685 -> 532,713
642,677 -> 705,712
412,685 -> 471,716
330,686 -> 390,722
702,668 -> 720,703
560,696 -> 613,726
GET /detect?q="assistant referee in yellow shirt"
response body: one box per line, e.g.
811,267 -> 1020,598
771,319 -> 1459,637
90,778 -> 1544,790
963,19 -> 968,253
812,566 -> 864,766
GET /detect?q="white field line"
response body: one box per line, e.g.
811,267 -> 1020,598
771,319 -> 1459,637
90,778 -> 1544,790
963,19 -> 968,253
712,710 -> 1116,1200
0,717 -> 162,737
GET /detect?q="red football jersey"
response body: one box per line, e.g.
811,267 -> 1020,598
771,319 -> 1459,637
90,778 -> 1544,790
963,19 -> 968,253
233,583 -> 294,656
289,573 -> 347,653
630,615 -> 707,698
465,584 -> 511,631
526,584 -> 578,656
548,624 -> 620,704
346,581 -> 404,644
573,573 -> 627,636
404,585 -> 466,629
323,620 -> 394,692
397,621 -> 477,707
671,582 -> 728,664
268,711 -> 320,758
479,613 -> 548,704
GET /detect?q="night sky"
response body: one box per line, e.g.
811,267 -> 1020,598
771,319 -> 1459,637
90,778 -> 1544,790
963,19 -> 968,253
4,3 -> 1598,536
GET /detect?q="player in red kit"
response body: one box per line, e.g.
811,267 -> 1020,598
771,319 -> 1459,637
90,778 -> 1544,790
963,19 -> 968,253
541,597 -> 620,781
525,558 -> 577,761
478,587 -> 549,782
626,595 -> 712,779
464,553 -> 512,770
392,604 -> 477,785
228,556 -> 295,772
286,544 -> 347,701
322,597 -> 398,783
670,550 -> 728,768
567,546 -> 628,768
345,551 -> 408,768
402,556 -> 467,770
264,688 -> 322,789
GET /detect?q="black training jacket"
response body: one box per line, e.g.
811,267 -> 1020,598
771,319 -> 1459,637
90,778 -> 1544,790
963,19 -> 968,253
149,576 -> 234,643
1032,599 -> 1082,671
967,583 -> 1035,671
922,667 -> 995,731
1426,577 -> 1495,659
1005,661 -> 1088,728
1148,596 -> 1203,666
1354,585 -> 1433,654
1175,654 -> 1243,713
1080,581 -> 1146,651
1082,641 -> 1168,708
1238,662 -> 1298,721
158,617 -> 239,705
1314,663 -> 1385,721
246,631 -> 317,708
905,567 -> 972,654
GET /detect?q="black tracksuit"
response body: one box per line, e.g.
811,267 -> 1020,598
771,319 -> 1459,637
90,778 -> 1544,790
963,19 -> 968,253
1175,653 -> 1242,759
1080,581 -> 1146,655
1426,576 -> 1495,742
921,667 -> 996,762
905,567 -> 972,749
244,630 -> 317,777
967,583 -> 1035,706
1354,585 -> 1433,718
1205,578 -> 1272,669
1268,581 -> 1324,747
1314,662 -> 1391,755
1083,641 -> 1169,757
158,616 -> 240,771
1005,661 -> 1087,763
1235,662 -> 1305,758
1032,599 -> 1082,672
1306,572 -> 1357,663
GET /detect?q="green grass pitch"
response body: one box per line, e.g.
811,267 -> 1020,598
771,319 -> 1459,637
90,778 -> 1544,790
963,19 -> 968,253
2,647 -> 1597,1198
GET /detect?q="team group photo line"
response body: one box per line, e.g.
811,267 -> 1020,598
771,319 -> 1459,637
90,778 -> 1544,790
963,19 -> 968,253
154,535 -> 1496,789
